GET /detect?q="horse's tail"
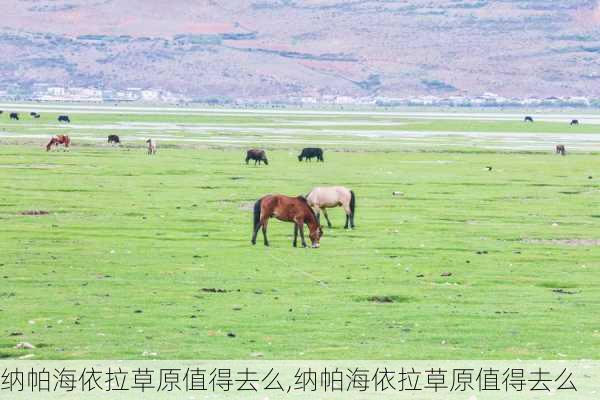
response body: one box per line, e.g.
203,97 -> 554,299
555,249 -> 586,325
349,190 -> 356,217
253,198 -> 262,232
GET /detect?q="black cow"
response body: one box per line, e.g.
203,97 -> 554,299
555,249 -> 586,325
246,149 -> 268,165
58,115 -> 71,123
9,112 -> 19,120
298,147 -> 324,162
570,119 -> 579,125
107,134 -> 121,145
524,116 -> 534,123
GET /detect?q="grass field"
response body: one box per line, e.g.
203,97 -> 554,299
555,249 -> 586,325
1,108 -> 600,360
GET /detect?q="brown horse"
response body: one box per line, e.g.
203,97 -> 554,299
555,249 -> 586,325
46,135 -> 70,151
556,144 -> 566,156
252,195 -> 323,248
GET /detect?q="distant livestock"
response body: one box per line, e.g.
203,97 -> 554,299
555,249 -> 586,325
107,135 -> 121,145
10,112 -> 19,120
58,115 -> 71,123
570,119 -> 579,125
524,116 -> 534,123
146,139 -> 157,155
298,147 -> 324,162
246,149 -> 268,165
46,135 -> 70,151
555,145 -> 566,156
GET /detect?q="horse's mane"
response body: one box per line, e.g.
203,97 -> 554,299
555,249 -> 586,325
297,195 -> 318,223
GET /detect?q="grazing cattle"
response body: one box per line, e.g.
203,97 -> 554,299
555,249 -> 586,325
58,115 -> 70,123
245,149 -> 268,165
46,135 -> 70,151
146,138 -> 157,155
107,134 -> 121,145
34,114 -> 40,118
252,194 -> 323,248
556,145 -> 566,156
570,119 -> 579,125
524,116 -> 534,123
9,112 -> 19,120
298,147 -> 324,162
0,110 -> 3,114
307,186 -> 356,229
30,112 -> 37,116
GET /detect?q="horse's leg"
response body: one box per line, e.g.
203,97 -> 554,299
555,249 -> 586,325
342,203 -> 353,229
251,220 -> 262,245
298,222 -> 307,247
322,208 -> 333,228
261,218 -> 270,246
293,224 -> 298,247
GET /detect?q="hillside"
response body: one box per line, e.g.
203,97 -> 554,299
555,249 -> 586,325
2,0 -> 600,100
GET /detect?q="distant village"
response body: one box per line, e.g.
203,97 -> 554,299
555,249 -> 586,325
0,84 -> 598,108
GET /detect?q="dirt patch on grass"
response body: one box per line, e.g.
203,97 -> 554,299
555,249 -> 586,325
20,210 -> 49,216
523,238 -> 600,246
201,288 -> 229,293
361,295 -> 412,304
552,288 -> 579,295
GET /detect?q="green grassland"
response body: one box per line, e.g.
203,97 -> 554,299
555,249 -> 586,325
0,109 -> 599,360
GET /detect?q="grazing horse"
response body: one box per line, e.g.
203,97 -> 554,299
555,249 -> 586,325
570,119 -> 579,125
252,194 -> 323,248
107,134 -> 121,145
9,112 -> 19,120
246,149 -> 268,165
46,135 -> 70,151
146,138 -> 157,155
307,186 -> 356,229
555,145 -> 566,156
298,147 -> 324,162
524,116 -> 534,123
58,115 -> 70,123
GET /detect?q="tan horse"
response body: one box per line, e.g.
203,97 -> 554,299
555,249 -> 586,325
306,186 -> 355,229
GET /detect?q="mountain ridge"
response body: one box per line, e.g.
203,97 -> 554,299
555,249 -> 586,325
2,0 -> 600,100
